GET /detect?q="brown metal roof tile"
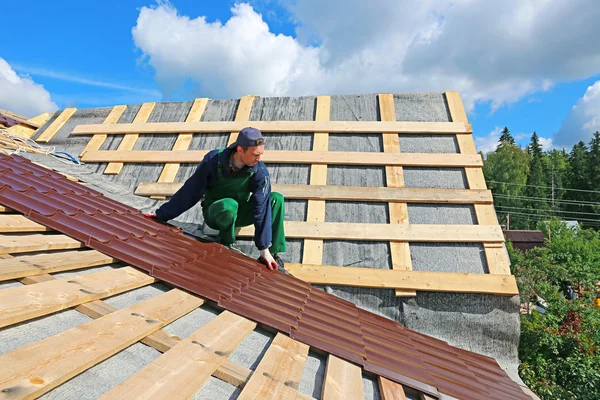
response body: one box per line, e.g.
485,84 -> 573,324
0,154 -> 532,400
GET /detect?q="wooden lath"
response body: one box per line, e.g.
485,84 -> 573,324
105,102 -> 156,174
445,91 -> 511,275
151,98 -> 209,200
72,120 -> 472,135
80,149 -> 483,167
0,214 -> 505,243
379,93 -> 415,297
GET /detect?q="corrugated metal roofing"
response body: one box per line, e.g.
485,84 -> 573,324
503,230 -> 545,243
0,153 -> 530,399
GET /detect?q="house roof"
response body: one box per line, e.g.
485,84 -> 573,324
0,152 -> 530,399
0,91 -> 536,398
503,230 -> 545,243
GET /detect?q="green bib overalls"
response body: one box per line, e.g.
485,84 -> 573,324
201,149 -> 287,254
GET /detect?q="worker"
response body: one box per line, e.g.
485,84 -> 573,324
145,127 -> 287,271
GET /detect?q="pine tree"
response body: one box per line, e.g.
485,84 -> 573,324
586,131 -> 600,214
497,126 -> 515,148
524,132 -> 550,227
566,141 -> 591,224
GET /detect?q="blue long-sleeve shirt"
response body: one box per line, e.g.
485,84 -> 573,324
155,146 -> 273,250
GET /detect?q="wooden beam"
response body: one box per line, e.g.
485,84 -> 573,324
104,102 -> 156,175
0,108 -> 40,128
152,98 -> 209,200
4,112 -> 53,139
237,221 -> 505,243
72,120 -> 472,135
0,215 -> 504,242
303,95 -> 330,266
135,182 -> 494,204
285,263 -> 519,295
36,108 -> 77,143
0,233 -> 83,254
238,333 -> 310,400
0,249 -> 116,281
99,311 -> 256,399
0,215 -> 50,233
322,355 -> 364,400
82,149 -> 483,167
227,95 -> 257,146
378,377 -> 407,400
18,273 -> 253,389
0,205 -> 12,213
0,266 -> 155,328
445,91 -> 511,275
0,289 -> 203,399
80,105 -> 127,157
379,93 -> 415,297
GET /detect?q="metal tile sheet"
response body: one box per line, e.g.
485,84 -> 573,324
0,154 -> 531,399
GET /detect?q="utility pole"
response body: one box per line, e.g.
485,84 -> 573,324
506,214 -> 510,230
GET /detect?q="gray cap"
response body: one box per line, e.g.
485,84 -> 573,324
234,127 -> 265,147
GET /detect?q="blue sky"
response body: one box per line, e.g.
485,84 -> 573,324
2,0 -> 600,153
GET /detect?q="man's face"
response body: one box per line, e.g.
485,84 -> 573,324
239,145 -> 264,166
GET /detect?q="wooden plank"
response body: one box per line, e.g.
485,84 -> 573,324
227,95 -> 256,146
152,98 -> 209,200
99,311 -> 256,399
0,289 -> 203,399
445,91 -> 511,275
72,120 -> 472,135
0,266 -> 155,328
135,182 -> 494,204
4,112 -> 53,139
238,333 -> 310,400
0,215 -> 50,233
378,376 -> 407,400
18,273 -> 253,389
31,162 -> 79,181
104,102 -> 156,174
285,263 -> 519,295
80,105 -> 127,157
0,206 -> 11,213
0,249 -> 116,281
36,108 -> 77,143
237,221 -> 505,242
0,108 -> 40,128
379,93 -> 415,297
1,215 -> 503,243
0,233 -> 83,254
82,149 -> 483,167
322,355 -> 364,400
303,95 -> 330,265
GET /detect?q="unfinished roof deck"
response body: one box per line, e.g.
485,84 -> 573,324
0,91 -> 534,399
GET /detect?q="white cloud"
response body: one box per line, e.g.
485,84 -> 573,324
538,136 -> 554,151
13,65 -> 161,97
475,127 -> 502,155
0,58 -> 58,117
554,81 -> 600,149
132,0 -> 600,112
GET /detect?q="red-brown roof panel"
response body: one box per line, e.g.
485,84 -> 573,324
0,154 -> 531,400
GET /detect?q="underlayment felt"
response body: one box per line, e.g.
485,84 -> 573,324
24,92 -> 524,389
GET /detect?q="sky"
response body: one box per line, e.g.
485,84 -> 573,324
2,0 -> 600,154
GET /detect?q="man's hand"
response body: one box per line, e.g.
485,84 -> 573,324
258,248 -> 278,271
144,212 -> 159,220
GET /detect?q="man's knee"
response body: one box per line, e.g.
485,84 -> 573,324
212,198 -> 239,223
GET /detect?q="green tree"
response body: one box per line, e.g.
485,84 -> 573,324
524,132 -> 550,227
586,132 -> 600,214
545,149 -> 569,212
565,141 -> 591,224
483,139 -> 530,228
498,126 -> 516,148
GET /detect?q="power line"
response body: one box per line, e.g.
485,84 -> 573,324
486,179 -> 600,195
496,211 -> 600,226
493,194 -> 600,207
495,205 -> 600,217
